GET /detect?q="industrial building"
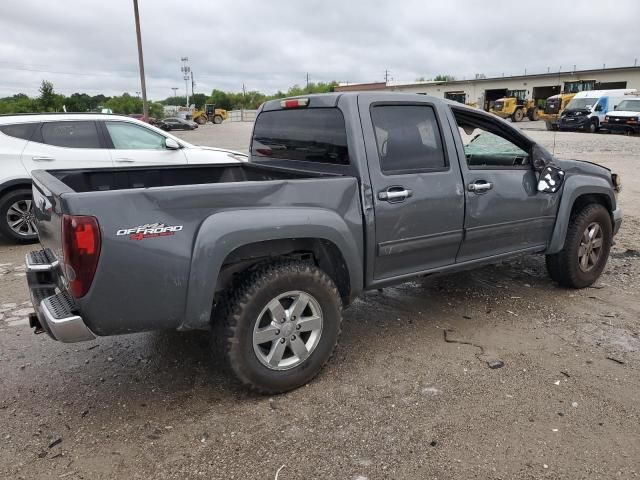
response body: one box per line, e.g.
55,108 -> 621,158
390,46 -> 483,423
336,65 -> 640,110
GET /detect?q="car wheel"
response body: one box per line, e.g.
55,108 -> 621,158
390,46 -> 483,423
213,115 -> 223,124
546,203 -> 612,288
512,109 -> 524,122
213,260 -> 342,394
587,119 -> 599,133
0,188 -> 38,243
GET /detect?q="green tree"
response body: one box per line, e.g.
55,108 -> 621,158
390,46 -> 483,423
38,80 -> 63,111
105,93 -> 143,115
433,74 -> 456,82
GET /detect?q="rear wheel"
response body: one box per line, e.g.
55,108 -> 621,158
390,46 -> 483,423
213,261 -> 342,394
528,108 -> 539,121
0,188 -> 38,243
213,115 -> 223,124
512,108 -> 524,122
546,203 -> 612,288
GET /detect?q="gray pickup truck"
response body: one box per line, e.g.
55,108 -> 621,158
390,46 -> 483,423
26,93 -> 622,393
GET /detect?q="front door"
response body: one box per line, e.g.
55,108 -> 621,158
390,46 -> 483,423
102,120 -> 187,166
359,98 -> 465,280
449,108 -> 560,263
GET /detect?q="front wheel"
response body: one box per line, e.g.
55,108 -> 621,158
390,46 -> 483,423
0,188 -> 38,243
512,108 -> 524,122
546,204 -> 612,288
195,116 -> 207,125
528,108 -> 539,121
214,261 -> 342,394
213,115 -> 223,124
587,119 -> 599,133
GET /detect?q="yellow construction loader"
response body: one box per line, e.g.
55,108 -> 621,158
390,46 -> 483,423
490,90 -> 538,122
191,104 -> 229,125
538,92 -> 576,131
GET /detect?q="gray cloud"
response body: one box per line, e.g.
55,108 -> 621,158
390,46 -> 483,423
1,0 -> 638,99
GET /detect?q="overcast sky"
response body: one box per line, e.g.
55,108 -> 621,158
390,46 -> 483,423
1,0 -> 639,100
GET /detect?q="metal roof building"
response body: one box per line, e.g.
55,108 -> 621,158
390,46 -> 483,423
336,65 -> 640,110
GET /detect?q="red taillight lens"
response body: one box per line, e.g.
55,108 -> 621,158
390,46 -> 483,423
62,215 -> 101,298
280,98 -> 309,109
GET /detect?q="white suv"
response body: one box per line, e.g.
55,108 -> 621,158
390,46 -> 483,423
0,113 -> 247,242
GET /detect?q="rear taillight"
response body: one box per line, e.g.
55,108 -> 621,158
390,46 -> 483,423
62,215 -> 101,298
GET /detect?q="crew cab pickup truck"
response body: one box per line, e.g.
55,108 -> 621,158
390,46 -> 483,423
26,93 -> 622,393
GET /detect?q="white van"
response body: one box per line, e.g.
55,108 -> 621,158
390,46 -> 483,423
558,89 -> 638,133
602,93 -> 640,134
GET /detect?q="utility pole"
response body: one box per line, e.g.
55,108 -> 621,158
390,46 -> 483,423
181,57 -> 190,107
171,87 -> 178,102
306,72 -> 309,89
191,70 -> 195,101
384,69 -> 390,83
132,0 -> 148,120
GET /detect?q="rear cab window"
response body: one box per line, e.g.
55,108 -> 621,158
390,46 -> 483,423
251,108 -> 349,166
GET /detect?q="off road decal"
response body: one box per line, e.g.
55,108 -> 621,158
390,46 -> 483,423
116,223 -> 183,241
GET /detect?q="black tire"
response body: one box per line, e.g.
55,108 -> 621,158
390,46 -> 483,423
546,204 -> 612,288
195,116 -> 207,125
213,115 -> 223,124
512,108 -> 524,122
528,108 -> 539,121
213,260 -> 342,394
587,119 -> 599,133
0,188 -> 38,243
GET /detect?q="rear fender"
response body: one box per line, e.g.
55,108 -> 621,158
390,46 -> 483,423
182,208 -> 363,330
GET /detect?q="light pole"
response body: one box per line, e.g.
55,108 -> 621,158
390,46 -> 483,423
171,87 -> 178,103
132,0 -> 148,120
181,57 -> 190,108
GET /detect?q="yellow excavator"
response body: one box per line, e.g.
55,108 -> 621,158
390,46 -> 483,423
490,90 -> 538,122
538,92 -> 576,130
191,104 -> 229,125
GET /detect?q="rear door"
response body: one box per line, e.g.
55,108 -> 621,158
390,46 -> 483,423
21,120 -> 112,173
102,120 -> 187,166
449,107 -> 559,262
358,97 -> 465,280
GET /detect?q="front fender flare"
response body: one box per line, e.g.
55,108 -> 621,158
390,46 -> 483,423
546,175 -> 616,254
182,208 -> 363,330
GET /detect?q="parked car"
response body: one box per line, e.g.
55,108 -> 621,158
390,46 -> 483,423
26,93 -> 621,394
558,89 -> 637,133
162,117 -> 198,131
602,96 -> 640,134
0,113 -> 247,242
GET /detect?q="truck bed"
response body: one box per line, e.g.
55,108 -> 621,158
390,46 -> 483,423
46,162 -> 337,193
30,162 -> 364,336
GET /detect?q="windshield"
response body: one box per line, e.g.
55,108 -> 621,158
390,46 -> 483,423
616,99 -> 640,112
566,98 -> 597,110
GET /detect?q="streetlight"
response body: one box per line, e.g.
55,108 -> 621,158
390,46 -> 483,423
171,87 -> 178,102
132,0 -> 148,120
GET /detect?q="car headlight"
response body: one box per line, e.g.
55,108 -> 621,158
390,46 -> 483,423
605,116 -> 609,121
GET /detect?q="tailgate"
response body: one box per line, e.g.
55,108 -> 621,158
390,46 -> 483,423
31,169 -> 76,261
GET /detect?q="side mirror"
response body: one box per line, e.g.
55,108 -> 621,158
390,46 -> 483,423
165,138 -> 181,150
614,105 -> 618,110
538,165 -> 565,193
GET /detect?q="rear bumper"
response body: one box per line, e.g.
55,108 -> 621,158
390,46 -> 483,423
25,250 -> 95,343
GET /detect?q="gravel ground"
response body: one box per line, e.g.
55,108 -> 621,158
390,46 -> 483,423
0,121 -> 639,479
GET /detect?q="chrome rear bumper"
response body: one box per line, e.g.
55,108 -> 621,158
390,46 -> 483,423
25,249 -> 95,343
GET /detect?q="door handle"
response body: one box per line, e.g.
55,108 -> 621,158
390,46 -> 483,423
32,156 -> 55,162
115,158 -> 135,163
378,188 -> 413,202
468,181 -> 493,193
